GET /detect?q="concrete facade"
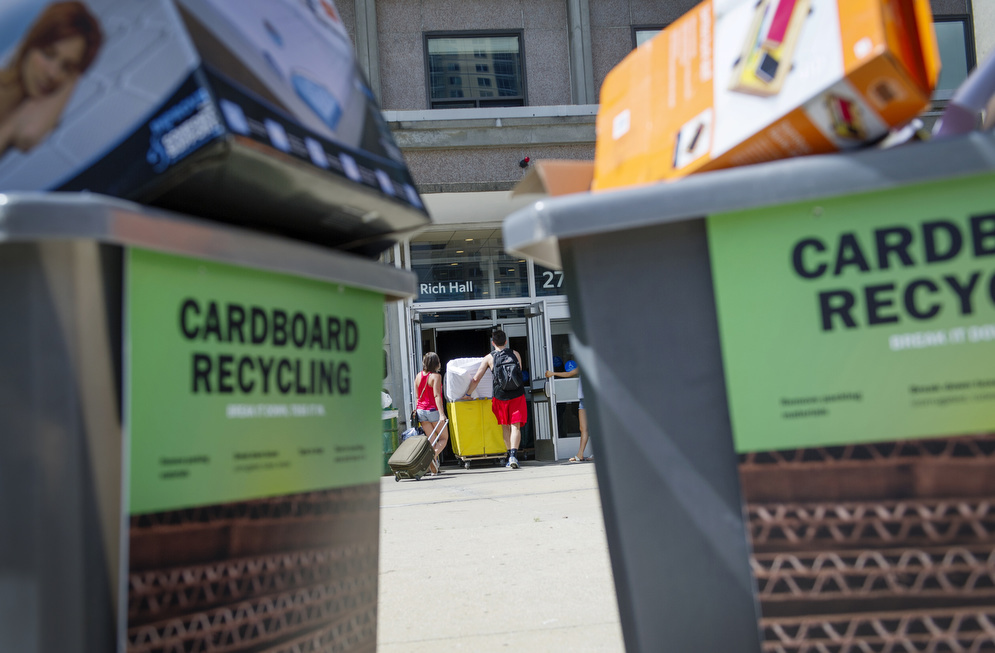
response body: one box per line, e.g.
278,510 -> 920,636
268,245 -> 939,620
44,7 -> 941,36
383,106 -> 597,192
975,0 -> 995,63
357,0 -> 636,194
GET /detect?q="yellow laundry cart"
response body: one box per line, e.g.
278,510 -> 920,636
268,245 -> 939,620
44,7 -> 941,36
447,399 -> 507,468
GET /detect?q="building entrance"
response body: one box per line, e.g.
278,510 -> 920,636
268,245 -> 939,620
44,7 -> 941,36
408,301 -> 557,462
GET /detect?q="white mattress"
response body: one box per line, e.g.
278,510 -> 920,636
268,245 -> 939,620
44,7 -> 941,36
444,357 -> 492,401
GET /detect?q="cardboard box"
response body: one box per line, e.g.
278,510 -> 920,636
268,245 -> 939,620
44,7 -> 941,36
593,0 -> 940,190
0,0 -> 428,254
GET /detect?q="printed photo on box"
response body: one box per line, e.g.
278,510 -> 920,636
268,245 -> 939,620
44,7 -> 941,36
0,2 -> 103,159
0,0 -> 202,191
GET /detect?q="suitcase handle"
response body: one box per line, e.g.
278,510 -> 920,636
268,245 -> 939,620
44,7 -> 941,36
427,418 -> 448,445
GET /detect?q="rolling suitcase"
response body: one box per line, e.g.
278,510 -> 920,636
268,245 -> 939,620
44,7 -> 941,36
388,418 -> 447,481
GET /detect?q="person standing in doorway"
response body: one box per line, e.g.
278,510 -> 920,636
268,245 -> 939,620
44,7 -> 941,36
464,328 -> 526,469
415,352 -> 450,475
545,363 -> 591,462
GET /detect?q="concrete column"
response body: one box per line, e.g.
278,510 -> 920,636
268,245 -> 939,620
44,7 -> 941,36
567,0 -> 596,105
973,0 -> 995,64
354,0 -> 382,103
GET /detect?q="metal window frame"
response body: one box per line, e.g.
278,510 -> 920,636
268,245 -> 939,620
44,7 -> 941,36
631,24 -> 667,49
423,30 -> 528,109
931,14 -> 977,102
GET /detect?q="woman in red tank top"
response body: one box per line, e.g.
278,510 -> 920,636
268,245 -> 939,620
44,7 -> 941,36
415,352 -> 449,474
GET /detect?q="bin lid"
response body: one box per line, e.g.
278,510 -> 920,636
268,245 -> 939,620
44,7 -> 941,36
504,132 -> 995,269
0,192 -> 416,301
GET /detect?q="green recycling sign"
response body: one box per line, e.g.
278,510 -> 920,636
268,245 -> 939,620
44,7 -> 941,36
707,171 -> 995,453
127,248 -> 384,514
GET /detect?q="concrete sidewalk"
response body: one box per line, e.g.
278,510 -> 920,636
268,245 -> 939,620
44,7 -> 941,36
377,460 -> 625,652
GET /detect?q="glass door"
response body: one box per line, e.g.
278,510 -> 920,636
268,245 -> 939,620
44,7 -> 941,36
546,319 -> 588,461
405,309 -> 424,430
526,300 -> 557,460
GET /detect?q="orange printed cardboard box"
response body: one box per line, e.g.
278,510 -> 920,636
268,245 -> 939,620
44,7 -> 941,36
593,0 -> 940,191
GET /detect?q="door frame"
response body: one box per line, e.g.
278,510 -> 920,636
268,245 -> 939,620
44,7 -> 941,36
405,298 -> 557,458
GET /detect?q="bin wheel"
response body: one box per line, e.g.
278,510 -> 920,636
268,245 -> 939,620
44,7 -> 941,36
394,473 -> 400,482
464,461 -> 471,470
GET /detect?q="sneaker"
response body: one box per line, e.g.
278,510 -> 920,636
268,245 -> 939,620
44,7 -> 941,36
508,455 -> 519,469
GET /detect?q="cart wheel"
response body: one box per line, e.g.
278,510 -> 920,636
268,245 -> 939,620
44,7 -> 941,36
464,461 -> 471,470
394,473 -> 400,482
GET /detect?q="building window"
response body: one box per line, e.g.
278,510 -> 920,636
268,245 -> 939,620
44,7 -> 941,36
932,16 -> 975,101
632,25 -> 666,48
409,230 -> 529,302
426,32 -> 526,109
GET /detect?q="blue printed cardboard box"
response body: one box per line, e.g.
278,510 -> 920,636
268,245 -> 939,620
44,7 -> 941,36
0,0 -> 428,255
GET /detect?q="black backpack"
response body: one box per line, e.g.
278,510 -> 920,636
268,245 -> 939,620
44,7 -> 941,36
492,348 -> 524,394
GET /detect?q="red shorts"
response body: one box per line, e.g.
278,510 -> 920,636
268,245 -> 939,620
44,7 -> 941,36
491,394 -> 528,425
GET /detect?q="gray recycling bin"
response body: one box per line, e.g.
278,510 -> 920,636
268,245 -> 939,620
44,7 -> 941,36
503,131 -> 995,652
0,193 -> 414,652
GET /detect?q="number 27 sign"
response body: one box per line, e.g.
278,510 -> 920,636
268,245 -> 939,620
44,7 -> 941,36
539,269 -> 564,290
